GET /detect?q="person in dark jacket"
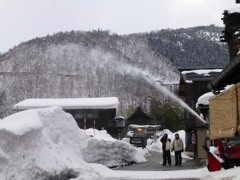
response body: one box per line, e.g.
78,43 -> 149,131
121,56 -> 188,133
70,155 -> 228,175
160,133 -> 171,166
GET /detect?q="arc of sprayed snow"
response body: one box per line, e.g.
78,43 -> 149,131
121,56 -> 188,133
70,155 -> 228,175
96,53 -> 207,124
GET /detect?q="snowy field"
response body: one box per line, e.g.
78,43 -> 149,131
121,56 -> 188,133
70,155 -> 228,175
0,107 -> 239,180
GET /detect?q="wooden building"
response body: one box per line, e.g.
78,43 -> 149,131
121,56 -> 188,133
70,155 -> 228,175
211,55 -> 240,91
179,69 -> 222,159
14,97 -> 120,136
124,106 -> 160,137
210,7 -> 240,92
211,8 -> 240,91
125,106 -> 159,126
207,7 -> 240,142
220,9 -> 240,61
188,7 -> 240,160
124,106 -> 160,147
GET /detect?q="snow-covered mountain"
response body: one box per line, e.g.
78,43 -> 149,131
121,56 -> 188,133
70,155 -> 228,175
0,25 -> 228,117
146,25 -> 229,68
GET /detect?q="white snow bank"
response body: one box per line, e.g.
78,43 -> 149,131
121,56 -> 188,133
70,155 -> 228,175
0,110 -> 42,135
84,128 -> 147,167
2,107 -> 240,179
0,106 -> 95,179
0,107 -> 146,180
196,92 -> 215,107
98,166 -> 240,180
86,128 -> 116,142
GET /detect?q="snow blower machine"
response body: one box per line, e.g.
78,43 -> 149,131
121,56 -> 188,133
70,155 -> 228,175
204,83 -> 240,171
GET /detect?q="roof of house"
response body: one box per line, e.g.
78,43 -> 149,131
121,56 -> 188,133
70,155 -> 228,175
210,54 -> 240,90
180,69 -> 223,84
129,124 -> 161,130
125,106 -> 159,125
14,97 -> 119,110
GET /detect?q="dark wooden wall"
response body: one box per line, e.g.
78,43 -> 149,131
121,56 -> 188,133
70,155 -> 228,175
65,108 -> 116,130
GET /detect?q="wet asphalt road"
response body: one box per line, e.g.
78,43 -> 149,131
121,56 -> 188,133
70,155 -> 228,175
115,151 -> 201,171
113,151 -> 203,180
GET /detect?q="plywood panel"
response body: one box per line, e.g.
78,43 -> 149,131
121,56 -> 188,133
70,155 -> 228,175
209,84 -> 238,139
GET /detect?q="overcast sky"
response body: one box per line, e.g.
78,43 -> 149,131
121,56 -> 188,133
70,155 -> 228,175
0,0 -> 238,53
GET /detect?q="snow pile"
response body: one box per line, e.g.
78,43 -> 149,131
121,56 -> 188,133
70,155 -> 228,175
101,167 -> 240,180
0,107 -> 146,180
196,92 -> 215,107
196,85 -> 233,108
2,106 -> 240,179
86,128 -> 116,142
83,128 -> 147,167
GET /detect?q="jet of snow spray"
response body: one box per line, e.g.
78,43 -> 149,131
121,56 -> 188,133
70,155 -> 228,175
94,51 -> 206,124
139,73 -> 207,124
118,62 -> 206,124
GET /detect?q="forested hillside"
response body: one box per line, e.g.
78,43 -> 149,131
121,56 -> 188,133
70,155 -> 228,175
0,25 -> 229,118
145,25 -> 228,68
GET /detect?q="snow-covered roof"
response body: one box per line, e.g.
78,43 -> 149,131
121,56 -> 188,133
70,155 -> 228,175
196,84 -> 234,108
228,7 -> 240,14
14,97 -> 119,110
129,124 -> 161,129
196,92 -> 215,108
180,69 -> 223,84
181,69 -> 222,76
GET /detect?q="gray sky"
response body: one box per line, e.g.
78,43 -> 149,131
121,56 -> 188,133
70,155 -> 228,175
0,0 -> 238,53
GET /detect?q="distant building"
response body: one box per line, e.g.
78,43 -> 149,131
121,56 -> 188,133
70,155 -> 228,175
14,97 -> 120,136
124,106 -> 160,137
124,106 -> 160,147
179,69 -> 222,159
125,106 -> 159,126
128,124 -> 161,148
